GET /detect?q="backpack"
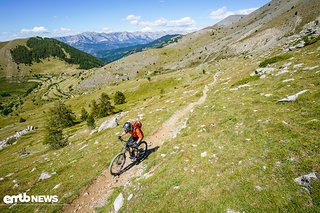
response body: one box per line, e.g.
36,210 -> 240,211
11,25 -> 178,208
132,120 -> 142,129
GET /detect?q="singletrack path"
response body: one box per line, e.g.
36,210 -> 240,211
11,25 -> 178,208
63,73 -> 219,213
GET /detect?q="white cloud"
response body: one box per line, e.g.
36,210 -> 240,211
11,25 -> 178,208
126,14 -> 196,28
209,6 -> 257,20
140,27 -> 153,32
126,15 -> 141,25
20,26 -> 49,33
0,32 -> 7,35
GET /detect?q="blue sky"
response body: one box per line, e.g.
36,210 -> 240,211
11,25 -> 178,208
0,0 -> 270,41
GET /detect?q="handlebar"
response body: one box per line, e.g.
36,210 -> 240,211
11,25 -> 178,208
118,137 -> 125,142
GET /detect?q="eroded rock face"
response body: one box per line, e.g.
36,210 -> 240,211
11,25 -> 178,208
0,126 -> 35,150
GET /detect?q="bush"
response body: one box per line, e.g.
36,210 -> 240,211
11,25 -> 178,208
48,101 -> 75,128
231,75 -> 260,87
19,117 -> 26,123
0,92 -> 11,97
302,35 -> 320,46
90,100 -> 99,118
1,106 -> 13,115
44,127 -> 67,149
114,91 -> 126,105
80,107 -> 89,121
86,114 -> 95,129
259,53 -> 292,68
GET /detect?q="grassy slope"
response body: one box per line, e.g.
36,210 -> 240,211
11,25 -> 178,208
0,40 -> 318,213
0,39 -> 90,78
105,41 -> 320,212
0,66 -> 210,212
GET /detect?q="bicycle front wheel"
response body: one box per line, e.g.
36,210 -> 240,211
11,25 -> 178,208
109,153 -> 126,175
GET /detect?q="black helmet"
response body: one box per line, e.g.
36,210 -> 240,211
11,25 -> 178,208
123,122 -> 133,132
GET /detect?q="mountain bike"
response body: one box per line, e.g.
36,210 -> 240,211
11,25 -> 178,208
109,138 -> 148,175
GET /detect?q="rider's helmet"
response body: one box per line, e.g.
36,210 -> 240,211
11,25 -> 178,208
123,122 -> 133,132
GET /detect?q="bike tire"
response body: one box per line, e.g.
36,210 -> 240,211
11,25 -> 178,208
136,141 -> 148,160
109,153 -> 126,175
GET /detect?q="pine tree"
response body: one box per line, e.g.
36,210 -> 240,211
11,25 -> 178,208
80,107 -> 89,121
90,100 -> 99,118
98,93 -> 114,117
114,91 -> 126,105
43,101 -> 75,148
51,101 -> 75,128
86,114 -> 95,129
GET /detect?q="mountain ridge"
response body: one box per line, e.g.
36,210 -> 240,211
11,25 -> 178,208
56,31 -> 182,55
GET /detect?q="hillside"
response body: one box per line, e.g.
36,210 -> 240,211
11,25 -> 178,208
0,37 -> 104,117
0,37 -> 104,78
96,34 -> 181,63
78,0 -> 320,88
0,0 -> 319,212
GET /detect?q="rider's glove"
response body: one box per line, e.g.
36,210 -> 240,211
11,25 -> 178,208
118,136 -> 122,140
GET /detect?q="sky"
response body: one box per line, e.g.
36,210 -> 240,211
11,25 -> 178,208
0,0 -> 270,41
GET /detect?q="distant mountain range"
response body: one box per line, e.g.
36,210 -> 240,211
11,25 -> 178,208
56,31 -> 180,58
96,34 -> 181,63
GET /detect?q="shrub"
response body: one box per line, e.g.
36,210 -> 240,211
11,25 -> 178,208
231,75 -> 260,87
48,101 -> 75,128
86,114 -> 95,129
259,53 -> 292,67
90,100 -> 99,118
114,91 -> 126,105
80,107 -> 89,121
19,117 -> 26,123
0,92 -> 11,97
302,35 -> 320,46
44,126 -> 67,149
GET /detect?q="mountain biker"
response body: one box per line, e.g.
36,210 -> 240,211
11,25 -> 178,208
118,121 -> 144,161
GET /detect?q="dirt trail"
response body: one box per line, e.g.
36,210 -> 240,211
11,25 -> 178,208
63,74 -> 219,213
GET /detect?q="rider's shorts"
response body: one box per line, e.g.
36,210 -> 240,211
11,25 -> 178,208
126,136 -> 139,148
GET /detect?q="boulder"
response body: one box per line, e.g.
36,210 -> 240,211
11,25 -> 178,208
293,63 -> 304,69
98,112 -> 128,132
127,194 -> 133,201
38,172 -> 51,181
201,152 -> 207,157
114,193 -> 124,213
98,116 -> 118,132
278,90 -> 308,102
254,67 -> 276,75
294,172 -> 317,188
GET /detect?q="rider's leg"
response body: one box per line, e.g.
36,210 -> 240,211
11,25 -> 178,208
127,137 -> 138,158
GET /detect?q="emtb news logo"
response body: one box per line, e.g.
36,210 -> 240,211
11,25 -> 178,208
3,193 -> 58,204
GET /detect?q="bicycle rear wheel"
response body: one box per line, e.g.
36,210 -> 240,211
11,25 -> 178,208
109,153 -> 126,175
136,141 -> 148,160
